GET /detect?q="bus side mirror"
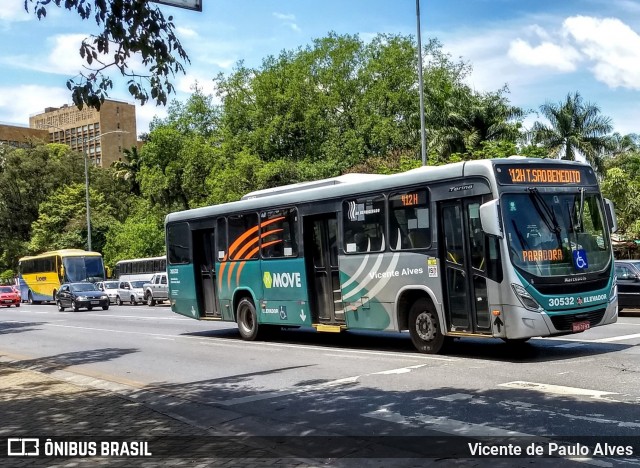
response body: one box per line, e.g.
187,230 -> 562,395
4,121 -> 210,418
604,198 -> 618,233
479,199 -> 503,238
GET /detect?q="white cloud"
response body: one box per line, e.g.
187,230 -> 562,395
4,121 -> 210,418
273,13 -> 295,21
508,39 -> 581,72
0,85 -> 70,124
176,26 -> 198,38
563,15 -> 640,89
176,74 -> 220,99
0,0 -> 31,23
273,12 -> 300,33
135,104 -> 167,136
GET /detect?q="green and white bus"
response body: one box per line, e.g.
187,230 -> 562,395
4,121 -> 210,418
165,158 -> 618,353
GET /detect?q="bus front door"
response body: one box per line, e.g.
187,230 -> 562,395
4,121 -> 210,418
194,229 -> 220,318
439,197 -> 491,334
303,214 -> 344,324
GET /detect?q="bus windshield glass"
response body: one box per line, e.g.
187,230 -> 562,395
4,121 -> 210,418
502,191 -> 610,276
63,256 -> 105,283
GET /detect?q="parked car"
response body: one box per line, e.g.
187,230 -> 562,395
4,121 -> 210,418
116,280 -> 146,305
615,260 -> 640,311
56,282 -> 109,312
0,285 -> 21,307
96,280 -> 120,304
143,272 -> 169,306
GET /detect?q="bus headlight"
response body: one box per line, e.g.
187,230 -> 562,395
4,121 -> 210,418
512,284 -> 542,311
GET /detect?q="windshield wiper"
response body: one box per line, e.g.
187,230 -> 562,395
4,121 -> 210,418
527,188 -> 561,235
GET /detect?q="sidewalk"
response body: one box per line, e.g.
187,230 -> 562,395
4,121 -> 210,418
0,362 -> 311,467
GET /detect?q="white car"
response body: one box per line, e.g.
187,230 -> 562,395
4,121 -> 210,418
96,280 -> 120,304
116,280 -> 146,305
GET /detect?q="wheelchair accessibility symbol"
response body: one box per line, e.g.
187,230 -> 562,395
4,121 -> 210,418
572,249 -> 588,270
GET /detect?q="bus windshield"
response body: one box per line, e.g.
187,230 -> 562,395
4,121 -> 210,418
63,256 -> 105,283
502,191 -> 611,276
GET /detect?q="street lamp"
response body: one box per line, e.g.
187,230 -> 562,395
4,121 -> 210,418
82,130 -> 128,251
416,0 -> 427,166
43,124 -> 128,251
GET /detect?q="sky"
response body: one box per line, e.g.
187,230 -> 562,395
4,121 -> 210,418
1,0 -> 639,138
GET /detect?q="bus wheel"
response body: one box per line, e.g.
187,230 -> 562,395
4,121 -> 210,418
28,291 -> 34,304
237,298 -> 259,341
57,300 -> 64,312
408,298 -> 445,354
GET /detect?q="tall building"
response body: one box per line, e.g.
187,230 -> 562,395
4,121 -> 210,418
0,123 -> 48,148
29,99 -> 138,168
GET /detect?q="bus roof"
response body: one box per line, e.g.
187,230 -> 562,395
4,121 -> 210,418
115,256 -> 166,265
19,249 -> 102,261
166,157 -> 593,224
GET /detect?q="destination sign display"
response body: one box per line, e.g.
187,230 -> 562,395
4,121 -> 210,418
495,164 -> 597,186
390,190 -> 427,208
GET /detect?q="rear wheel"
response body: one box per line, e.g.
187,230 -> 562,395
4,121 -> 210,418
116,296 -> 122,306
408,298 -> 446,354
237,298 -> 259,341
102,304 -> 109,311
131,295 -> 137,305
16,303 -> 20,308
28,291 -> 34,304
146,293 -> 155,307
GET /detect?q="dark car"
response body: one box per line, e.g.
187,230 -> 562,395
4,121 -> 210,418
56,282 -> 109,312
615,260 -> 640,311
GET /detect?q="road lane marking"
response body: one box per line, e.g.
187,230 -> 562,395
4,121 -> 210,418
594,333 -> 640,343
85,313 -> 191,321
8,320 -> 457,362
499,381 -> 617,399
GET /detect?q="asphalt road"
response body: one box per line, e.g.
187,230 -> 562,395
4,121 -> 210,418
2,303 -> 640,464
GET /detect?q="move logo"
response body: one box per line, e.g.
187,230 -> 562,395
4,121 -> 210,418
263,271 -> 302,288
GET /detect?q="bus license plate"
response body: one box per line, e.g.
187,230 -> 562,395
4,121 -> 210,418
572,321 -> 590,332
91,300 -> 99,305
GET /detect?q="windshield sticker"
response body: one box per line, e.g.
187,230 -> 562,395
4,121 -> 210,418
572,249 -> 588,270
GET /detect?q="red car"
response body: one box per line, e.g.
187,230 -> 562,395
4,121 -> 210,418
0,286 -> 21,307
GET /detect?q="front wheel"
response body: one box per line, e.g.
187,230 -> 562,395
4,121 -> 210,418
408,298 -> 446,354
237,298 -> 259,341
146,293 -> 155,307
72,300 -> 80,312
57,300 -> 64,312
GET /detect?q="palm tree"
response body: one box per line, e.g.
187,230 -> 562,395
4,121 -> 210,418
112,146 -> 142,196
530,92 -> 613,174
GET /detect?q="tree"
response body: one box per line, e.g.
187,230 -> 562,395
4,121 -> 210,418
529,92 -> 613,174
24,0 -> 189,109
29,183 -> 117,253
112,146 -> 143,196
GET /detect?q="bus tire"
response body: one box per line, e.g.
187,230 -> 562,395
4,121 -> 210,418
57,300 -> 64,312
28,291 -> 33,304
408,298 -> 445,354
52,290 -> 57,301
146,293 -> 155,307
237,298 -> 259,341
72,300 -> 80,312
